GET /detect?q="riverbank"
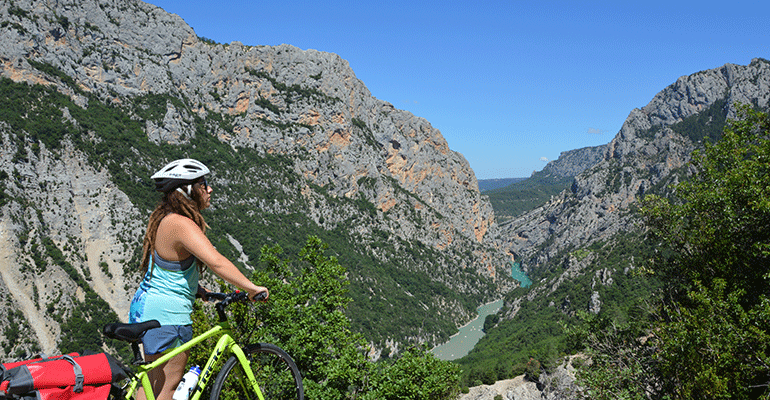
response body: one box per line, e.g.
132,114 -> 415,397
432,264 -> 531,361
431,298 -> 504,360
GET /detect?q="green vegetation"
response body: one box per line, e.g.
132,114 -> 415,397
459,99 -> 744,394
456,230 -> 660,388
59,290 -> 131,361
245,67 -> 341,106
574,105 -> 770,399
254,96 -> 281,115
637,97 -> 729,144
3,310 -> 27,354
669,97 -> 728,144
26,233 -> 131,360
198,36 -> 219,45
0,64 -> 494,357
27,59 -> 81,93
191,237 -> 460,400
478,178 -> 526,192
485,172 -> 573,221
352,117 -> 382,149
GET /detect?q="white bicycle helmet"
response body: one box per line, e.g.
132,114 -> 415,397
151,158 -> 210,194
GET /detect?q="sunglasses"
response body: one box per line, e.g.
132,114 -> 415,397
197,177 -> 209,190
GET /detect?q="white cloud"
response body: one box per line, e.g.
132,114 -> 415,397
540,157 -> 549,162
587,128 -> 604,135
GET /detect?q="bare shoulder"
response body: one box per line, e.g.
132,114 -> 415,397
159,213 -> 202,233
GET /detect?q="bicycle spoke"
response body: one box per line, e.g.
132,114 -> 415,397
210,344 -> 303,400
252,351 -> 297,398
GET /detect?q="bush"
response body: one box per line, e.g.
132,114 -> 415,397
191,236 -> 461,399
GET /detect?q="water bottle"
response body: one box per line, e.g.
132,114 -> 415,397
172,365 -> 201,400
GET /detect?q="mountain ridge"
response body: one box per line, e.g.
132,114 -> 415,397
453,57 -> 770,391
478,178 -> 526,192
498,58 -> 770,272
484,145 -> 607,222
0,0 -> 513,359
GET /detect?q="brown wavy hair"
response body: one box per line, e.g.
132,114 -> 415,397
139,183 -> 209,277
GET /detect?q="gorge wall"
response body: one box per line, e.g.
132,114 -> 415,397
0,0 -> 513,359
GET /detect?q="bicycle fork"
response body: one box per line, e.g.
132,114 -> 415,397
191,335 -> 265,400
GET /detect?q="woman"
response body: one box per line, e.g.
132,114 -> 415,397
129,158 -> 268,400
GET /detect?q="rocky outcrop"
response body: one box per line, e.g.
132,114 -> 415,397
539,145 -> 606,179
459,377 -> 541,400
1,0 -> 495,251
458,356 -> 582,400
0,0 -> 495,251
0,136 -> 144,353
462,60 -> 770,400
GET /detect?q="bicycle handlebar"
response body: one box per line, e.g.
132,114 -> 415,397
211,290 -> 268,322
207,290 -> 267,303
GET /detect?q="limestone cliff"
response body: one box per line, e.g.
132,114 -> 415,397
457,59 -> 770,400
498,58 -> 770,308
0,0 -> 511,358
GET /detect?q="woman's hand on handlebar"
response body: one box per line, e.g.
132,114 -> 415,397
249,286 -> 269,302
196,285 -> 211,301
201,288 -> 268,303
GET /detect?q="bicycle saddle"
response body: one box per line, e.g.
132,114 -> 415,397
103,320 -> 160,343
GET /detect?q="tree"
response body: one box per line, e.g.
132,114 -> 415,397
575,105 -> 770,399
191,236 -> 460,399
361,346 -> 460,400
640,104 -> 770,398
566,310 -> 659,400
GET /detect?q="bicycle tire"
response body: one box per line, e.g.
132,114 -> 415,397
210,343 -> 304,400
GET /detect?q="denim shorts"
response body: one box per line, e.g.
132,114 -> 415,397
142,325 -> 193,355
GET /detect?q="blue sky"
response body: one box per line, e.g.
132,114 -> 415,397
147,0 -> 768,179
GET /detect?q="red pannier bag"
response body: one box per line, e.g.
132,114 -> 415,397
0,352 -> 127,400
0,353 -> 80,378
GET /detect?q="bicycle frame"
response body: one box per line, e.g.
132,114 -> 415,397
122,321 -> 264,400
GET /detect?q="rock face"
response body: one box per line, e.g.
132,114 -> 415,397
459,356 -> 582,400
475,58 -> 770,400
539,145 -> 606,179
0,0 -> 512,358
2,0 -> 494,248
499,59 -> 770,273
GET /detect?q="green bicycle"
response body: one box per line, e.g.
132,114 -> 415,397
103,291 -> 304,400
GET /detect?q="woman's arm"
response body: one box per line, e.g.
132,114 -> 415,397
170,215 -> 268,300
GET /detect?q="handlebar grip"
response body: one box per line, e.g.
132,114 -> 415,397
252,291 -> 268,302
206,292 -> 228,301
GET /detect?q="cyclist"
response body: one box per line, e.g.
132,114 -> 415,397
129,158 -> 269,400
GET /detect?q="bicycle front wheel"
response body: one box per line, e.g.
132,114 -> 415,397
210,343 -> 304,400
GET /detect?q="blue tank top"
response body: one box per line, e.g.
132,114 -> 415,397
129,251 -> 199,325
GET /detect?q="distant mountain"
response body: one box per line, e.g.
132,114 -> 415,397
478,178 -> 526,192
540,145 -> 607,178
458,58 -> 770,388
484,145 -> 606,221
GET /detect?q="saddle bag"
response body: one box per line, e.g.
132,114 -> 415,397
0,352 -> 128,400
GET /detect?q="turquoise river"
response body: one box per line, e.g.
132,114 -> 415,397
431,263 -> 530,361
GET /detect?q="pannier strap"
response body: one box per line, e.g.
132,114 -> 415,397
60,355 -> 84,393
